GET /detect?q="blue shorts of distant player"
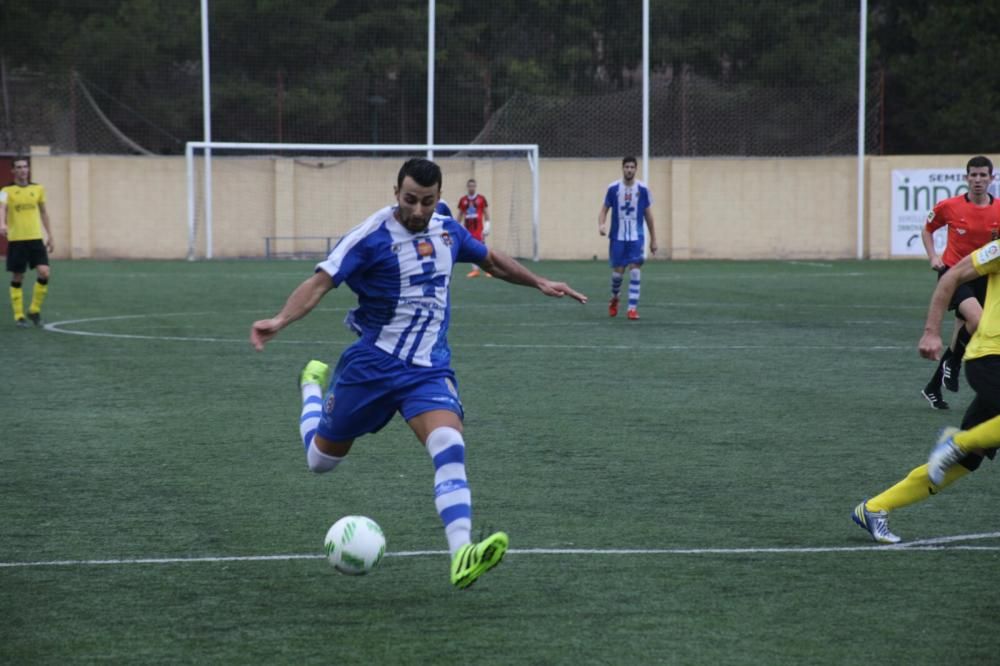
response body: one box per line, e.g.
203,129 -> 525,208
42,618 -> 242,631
609,239 -> 645,267
317,341 -> 464,441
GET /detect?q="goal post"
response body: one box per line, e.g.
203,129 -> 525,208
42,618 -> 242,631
185,142 -> 540,261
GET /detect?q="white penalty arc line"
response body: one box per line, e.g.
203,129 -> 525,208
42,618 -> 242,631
4,532 -> 999,569
41,316 -> 913,352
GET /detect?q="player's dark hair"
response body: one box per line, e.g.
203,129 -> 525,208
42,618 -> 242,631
397,158 -> 442,190
12,155 -> 29,167
467,178 -> 476,185
967,155 -> 993,175
622,156 -> 637,166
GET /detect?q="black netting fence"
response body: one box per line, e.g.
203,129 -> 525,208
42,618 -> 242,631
0,1 -> 879,158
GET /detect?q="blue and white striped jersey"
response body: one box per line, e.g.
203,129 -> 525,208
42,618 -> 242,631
604,179 -> 653,243
316,206 -> 488,368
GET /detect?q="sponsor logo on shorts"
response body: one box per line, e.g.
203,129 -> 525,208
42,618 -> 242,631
324,393 -> 336,414
445,377 -> 458,396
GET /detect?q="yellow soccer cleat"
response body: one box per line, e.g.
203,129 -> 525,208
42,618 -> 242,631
299,360 -> 331,389
450,531 -> 509,589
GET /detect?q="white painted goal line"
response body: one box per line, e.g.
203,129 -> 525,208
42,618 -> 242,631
3,532 -> 999,569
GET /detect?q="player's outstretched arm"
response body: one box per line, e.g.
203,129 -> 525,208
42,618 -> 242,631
251,271 -> 334,351
919,255 -> 977,359
479,248 -> 587,303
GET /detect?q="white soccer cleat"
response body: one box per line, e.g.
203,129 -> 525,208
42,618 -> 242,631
852,501 -> 901,544
928,426 -> 963,486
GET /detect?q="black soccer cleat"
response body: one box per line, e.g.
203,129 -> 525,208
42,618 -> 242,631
26,312 -> 43,327
15,317 -> 29,329
921,387 -> 949,410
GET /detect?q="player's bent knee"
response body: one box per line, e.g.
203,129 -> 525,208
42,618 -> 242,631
307,440 -> 344,473
426,426 -> 464,454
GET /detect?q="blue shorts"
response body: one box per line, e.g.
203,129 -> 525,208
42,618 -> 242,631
609,240 -> 645,268
317,341 -> 464,441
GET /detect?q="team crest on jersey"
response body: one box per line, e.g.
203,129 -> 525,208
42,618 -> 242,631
415,239 -> 435,257
441,231 -> 453,247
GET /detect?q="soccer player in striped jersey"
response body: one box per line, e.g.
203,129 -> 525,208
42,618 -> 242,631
598,156 -> 656,320
251,158 -> 587,588
919,156 -> 1000,409
854,238 -> 1000,544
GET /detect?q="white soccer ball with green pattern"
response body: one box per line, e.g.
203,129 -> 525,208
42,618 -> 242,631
324,516 -> 386,575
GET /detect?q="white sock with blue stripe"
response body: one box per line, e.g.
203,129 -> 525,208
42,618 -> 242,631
426,426 -> 472,556
300,383 -> 342,473
610,271 -> 623,297
628,267 -> 641,309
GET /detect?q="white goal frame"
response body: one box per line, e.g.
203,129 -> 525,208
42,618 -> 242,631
185,141 -> 540,261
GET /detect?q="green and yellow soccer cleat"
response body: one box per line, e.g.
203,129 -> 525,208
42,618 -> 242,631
299,360 -> 331,389
450,531 -> 509,589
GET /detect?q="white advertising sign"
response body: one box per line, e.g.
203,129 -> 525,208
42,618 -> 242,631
891,169 -> 1000,257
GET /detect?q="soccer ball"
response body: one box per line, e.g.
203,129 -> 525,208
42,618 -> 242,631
323,515 -> 386,575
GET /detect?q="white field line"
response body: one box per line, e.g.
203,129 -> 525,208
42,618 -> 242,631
41,314 -> 915,351
3,532 -> 999,569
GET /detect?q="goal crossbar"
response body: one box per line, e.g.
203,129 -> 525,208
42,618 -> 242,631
185,142 -> 540,261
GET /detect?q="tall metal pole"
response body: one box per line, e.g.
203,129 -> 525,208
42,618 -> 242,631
642,0 -> 650,184
856,0 -> 868,259
201,0 -> 213,259
427,0 -> 435,159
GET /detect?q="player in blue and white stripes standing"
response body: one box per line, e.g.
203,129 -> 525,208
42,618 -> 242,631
598,156 -> 657,320
251,158 -> 587,589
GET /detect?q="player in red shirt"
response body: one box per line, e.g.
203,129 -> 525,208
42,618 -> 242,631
920,155 -> 1000,409
458,179 -> 490,277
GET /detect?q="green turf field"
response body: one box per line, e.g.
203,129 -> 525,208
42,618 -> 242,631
3,259 -> 998,664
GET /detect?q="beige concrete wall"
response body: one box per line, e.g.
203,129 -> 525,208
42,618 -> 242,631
20,153 -> 984,261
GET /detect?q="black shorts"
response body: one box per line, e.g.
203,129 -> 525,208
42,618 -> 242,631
936,266 -> 987,318
958,356 -> 1000,469
6,239 -> 49,274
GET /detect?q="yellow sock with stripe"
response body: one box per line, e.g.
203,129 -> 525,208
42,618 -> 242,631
29,278 -> 48,315
866,463 -> 969,513
954,414 -> 1000,453
10,283 -> 24,321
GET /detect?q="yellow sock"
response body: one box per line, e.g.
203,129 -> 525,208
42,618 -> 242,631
9,285 -> 24,320
29,280 -> 48,314
954,415 -> 1000,453
866,463 -> 969,513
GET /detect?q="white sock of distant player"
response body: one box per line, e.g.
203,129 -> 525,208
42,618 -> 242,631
426,426 -> 472,555
300,383 -> 342,473
628,268 -> 641,309
610,271 -> 623,298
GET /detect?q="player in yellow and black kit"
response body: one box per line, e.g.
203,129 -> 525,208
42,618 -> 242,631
852,238 -> 1000,543
0,157 -> 53,328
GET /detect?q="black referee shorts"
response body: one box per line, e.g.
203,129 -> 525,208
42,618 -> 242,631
5,239 -> 49,274
958,355 -> 1000,469
936,265 -> 987,318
